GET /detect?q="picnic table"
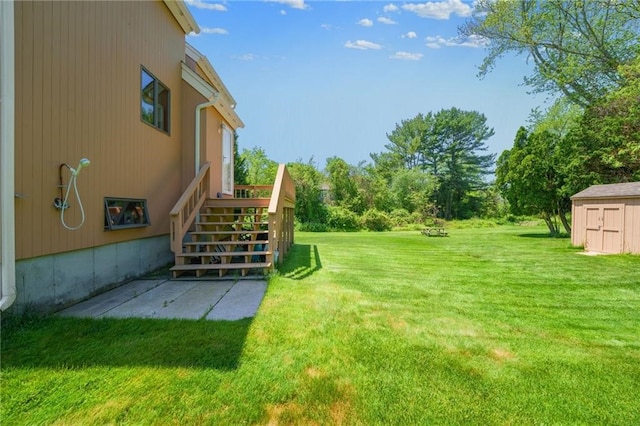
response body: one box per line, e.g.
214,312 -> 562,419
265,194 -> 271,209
421,227 -> 448,237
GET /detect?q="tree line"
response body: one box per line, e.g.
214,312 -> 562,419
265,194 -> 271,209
236,0 -> 640,234
235,106 -> 500,231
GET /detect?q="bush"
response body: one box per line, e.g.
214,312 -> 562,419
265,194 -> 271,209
296,222 -> 328,232
361,209 -> 392,231
326,206 -> 360,231
389,209 -> 411,227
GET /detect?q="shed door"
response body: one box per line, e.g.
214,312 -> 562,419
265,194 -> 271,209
584,204 -> 624,253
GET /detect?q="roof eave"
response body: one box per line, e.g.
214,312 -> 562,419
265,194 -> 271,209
164,0 -> 200,35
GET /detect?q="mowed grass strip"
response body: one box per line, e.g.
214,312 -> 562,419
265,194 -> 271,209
2,226 -> 639,424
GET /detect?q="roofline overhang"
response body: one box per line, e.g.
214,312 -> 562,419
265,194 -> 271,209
571,195 -> 640,201
164,0 -> 200,35
181,62 -> 245,129
184,43 -> 244,129
182,62 -> 217,100
186,43 -> 238,107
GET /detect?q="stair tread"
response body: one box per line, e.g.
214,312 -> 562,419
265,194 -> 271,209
197,221 -> 269,225
183,240 -> 267,245
176,251 -> 272,257
200,216 -> 266,219
170,262 -> 271,271
191,230 -> 268,235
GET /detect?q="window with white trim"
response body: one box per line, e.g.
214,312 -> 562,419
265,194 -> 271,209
222,125 -> 233,195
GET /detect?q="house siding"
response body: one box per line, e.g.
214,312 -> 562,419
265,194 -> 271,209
14,1 -> 185,260
180,79 -> 229,198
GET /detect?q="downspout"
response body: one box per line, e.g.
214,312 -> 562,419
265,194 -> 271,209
0,0 -> 16,311
194,92 -> 220,177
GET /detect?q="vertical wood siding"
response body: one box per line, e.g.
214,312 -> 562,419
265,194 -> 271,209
180,80 -> 228,198
571,202 -> 585,247
572,198 -> 640,254
15,1 -> 186,260
623,199 -> 640,254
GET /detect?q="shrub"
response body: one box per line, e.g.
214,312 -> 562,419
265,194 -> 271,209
297,222 -> 328,232
361,209 -> 392,231
389,209 -> 411,227
326,206 -> 360,231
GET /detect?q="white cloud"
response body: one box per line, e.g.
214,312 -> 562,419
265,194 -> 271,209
321,24 -> 332,30
403,31 -> 418,39
358,18 -> 374,27
383,4 -> 399,13
267,0 -> 309,10
200,27 -> 229,35
377,17 -> 398,25
185,0 -> 227,11
425,34 -> 489,48
345,40 -> 383,50
280,9 -> 287,15
402,0 -> 472,20
390,51 -> 424,60
234,53 -> 257,61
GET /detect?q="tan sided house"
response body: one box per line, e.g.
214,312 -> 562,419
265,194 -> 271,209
571,182 -> 640,254
0,0 -> 294,315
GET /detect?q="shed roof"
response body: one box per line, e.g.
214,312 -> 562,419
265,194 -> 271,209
571,182 -> 640,200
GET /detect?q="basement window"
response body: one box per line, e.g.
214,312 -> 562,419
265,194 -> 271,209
104,198 -> 151,230
141,67 -> 170,133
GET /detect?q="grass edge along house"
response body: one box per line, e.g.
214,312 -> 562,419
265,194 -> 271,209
0,0 -> 294,316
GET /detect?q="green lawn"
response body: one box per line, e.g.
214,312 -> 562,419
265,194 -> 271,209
2,226 -> 639,424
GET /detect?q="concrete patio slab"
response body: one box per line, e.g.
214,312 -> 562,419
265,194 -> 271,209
57,280 -> 166,318
206,280 -> 268,321
57,279 -> 267,321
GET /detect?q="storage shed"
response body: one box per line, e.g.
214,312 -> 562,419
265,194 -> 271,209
571,182 -> 640,254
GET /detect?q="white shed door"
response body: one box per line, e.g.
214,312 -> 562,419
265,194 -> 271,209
584,204 -> 624,253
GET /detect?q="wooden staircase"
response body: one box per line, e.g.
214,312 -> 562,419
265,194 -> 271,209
170,199 -> 273,278
169,162 -> 295,280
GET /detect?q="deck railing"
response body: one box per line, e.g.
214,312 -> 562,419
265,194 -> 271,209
169,162 -> 210,253
235,185 -> 273,199
268,164 -> 296,266
169,162 -> 295,271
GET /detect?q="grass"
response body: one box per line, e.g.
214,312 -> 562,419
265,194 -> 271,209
2,225 -> 639,424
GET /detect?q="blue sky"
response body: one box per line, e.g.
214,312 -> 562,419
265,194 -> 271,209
185,0 -> 545,168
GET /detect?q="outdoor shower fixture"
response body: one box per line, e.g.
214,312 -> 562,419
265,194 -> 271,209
55,158 -> 91,230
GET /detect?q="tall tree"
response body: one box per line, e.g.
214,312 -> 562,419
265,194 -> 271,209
373,108 -> 495,220
287,159 -> 327,224
325,156 -> 363,213
462,0 -> 640,107
233,131 -> 248,185
384,114 -> 432,170
430,108 -> 495,220
570,56 -> 640,183
241,147 -> 278,185
496,127 -> 571,234
391,168 -> 438,217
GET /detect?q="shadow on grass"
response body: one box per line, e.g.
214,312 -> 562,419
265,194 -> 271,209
277,244 -> 322,280
1,316 -> 250,370
518,233 -> 570,239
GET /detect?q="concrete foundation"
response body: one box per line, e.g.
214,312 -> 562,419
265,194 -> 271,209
10,235 -> 173,315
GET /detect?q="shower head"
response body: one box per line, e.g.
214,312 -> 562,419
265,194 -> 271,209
72,158 -> 91,175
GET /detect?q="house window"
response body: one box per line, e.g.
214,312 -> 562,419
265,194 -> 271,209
222,125 -> 234,195
104,198 -> 151,230
141,67 -> 170,133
